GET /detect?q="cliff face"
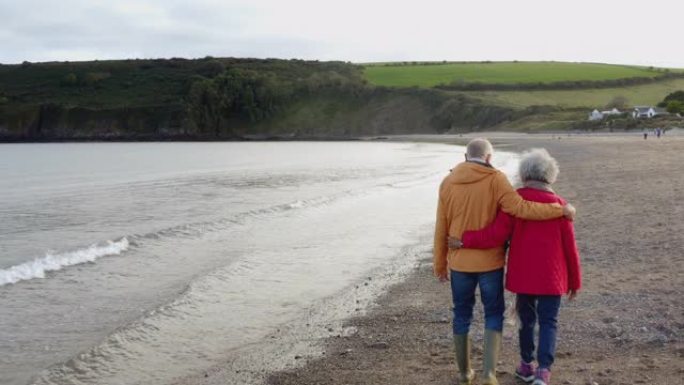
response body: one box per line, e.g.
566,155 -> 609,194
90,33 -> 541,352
0,104 -> 189,141
0,93 -> 522,141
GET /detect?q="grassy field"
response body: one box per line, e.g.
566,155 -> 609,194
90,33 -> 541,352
467,77 -> 684,108
363,62 -> 663,87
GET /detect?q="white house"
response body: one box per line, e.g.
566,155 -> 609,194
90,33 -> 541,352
601,108 -> 622,116
589,108 -> 621,121
633,106 -> 654,118
632,106 -> 671,119
588,109 -> 603,121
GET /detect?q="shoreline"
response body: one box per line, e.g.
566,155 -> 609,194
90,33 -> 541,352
2,128 -> 683,144
171,232 -> 437,385
247,135 -> 683,385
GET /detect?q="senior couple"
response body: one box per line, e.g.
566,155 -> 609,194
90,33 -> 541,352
433,138 -> 582,385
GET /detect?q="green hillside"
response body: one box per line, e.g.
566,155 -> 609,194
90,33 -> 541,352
470,78 -> 684,108
1,58 -> 682,140
364,61 -> 665,88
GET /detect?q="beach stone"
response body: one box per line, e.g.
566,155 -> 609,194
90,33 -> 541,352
606,325 -> 623,338
647,335 -> 668,346
655,324 -> 675,336
368,341 -> 390,349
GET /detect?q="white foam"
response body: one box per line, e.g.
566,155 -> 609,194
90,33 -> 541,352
0,238 -> 130,286
287,200 -> 305,209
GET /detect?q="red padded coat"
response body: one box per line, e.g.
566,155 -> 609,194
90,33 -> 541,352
461,187 -> 581,295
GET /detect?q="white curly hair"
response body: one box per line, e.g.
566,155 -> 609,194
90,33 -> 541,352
518,148 -> 559,184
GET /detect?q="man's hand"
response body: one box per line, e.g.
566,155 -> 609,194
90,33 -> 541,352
437,271 -> 450,282
448,237 -> 463,250
562,203 -> 576,221
568,289 -> 578,301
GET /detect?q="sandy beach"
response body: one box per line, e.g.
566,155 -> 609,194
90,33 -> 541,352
173,134 -> 684,385
261,135 -> 684,385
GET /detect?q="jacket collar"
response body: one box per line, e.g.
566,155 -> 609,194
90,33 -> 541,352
523,180 -> 554,193
466,159 -> 494,168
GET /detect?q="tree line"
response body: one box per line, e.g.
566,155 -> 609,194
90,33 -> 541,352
183,62 -> 367,136
434,72 -> 684,92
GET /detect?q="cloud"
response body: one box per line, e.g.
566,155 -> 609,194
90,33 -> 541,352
0,0 -> 683,67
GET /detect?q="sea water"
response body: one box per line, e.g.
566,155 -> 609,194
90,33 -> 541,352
0,142 -> 519,385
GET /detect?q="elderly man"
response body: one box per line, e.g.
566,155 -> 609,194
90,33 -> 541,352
434,138 -> 575,385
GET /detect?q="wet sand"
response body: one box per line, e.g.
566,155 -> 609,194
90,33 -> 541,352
264,135 -> 684,385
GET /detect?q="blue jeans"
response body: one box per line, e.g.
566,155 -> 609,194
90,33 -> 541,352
516,294 -> 562,369
450,268 -> 504,335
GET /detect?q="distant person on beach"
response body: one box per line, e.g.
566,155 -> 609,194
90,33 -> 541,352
449,148 -> 582,385
643,129 -> 648,140
433,139 -> 576,385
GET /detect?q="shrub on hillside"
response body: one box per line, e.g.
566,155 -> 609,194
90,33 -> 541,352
657,90 -> 684,107
61,73 -> 78,87
666,100 -> 684,114
197,60 -> 225,78
606,95 -> 629,109
82,72 -> 111,86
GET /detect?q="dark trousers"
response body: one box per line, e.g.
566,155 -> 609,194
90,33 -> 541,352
450,268 -> 504,335
516,294 -> 561,369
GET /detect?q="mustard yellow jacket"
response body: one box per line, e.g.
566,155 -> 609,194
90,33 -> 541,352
433,162 -> 563,275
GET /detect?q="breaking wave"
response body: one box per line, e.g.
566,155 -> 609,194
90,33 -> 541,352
0,238 -> 130,286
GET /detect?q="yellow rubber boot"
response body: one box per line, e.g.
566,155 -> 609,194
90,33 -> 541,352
481,329 -> 502,385
453,334 -> 475,385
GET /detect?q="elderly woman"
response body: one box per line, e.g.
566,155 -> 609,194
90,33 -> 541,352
449,149 -> 581,385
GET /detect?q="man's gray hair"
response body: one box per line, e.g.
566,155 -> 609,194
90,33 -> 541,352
466,138 -> 494,159
519,148 -> 559,184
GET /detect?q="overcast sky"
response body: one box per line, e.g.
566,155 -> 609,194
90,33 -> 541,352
1,0 -> 683,67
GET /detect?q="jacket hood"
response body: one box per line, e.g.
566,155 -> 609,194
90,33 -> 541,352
447,161 -> 498,184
